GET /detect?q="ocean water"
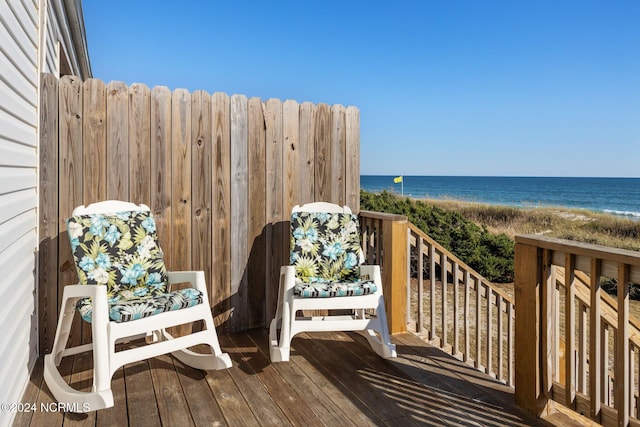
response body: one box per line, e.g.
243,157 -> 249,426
360,176 -> 640,219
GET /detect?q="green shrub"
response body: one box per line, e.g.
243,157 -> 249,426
361,190 -> 515,283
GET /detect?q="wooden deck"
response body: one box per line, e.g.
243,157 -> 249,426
14,330 -> 541,427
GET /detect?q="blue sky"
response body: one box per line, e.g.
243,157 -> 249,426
82,1 -> 640,177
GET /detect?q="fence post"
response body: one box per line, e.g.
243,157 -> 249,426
382,216 -> 408,334
514,240 -> 550,417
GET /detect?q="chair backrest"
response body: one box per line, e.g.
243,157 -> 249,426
289,203 -> 362,283
66,200 -> 168,297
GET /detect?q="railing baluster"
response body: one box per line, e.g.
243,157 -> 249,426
508,302 -> 514,386
630,343 -> 636,419
565,253 -> 576,408
616,263 -> 630,426
578,301 -> 587,395
453,262 -> 459,356
497,293 -> 504,381
407,227 -> 412,327
417,235 -> 424,333
486,285 -> 493,376
442,253 -> 448,350
464,269 -> 470,363
589,258 -> 602,421
602,321 -> 610,407
475,276 -> 481,370
429,243 -> 436,342
637,345 -> 640,419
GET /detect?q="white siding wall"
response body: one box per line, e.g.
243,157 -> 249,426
0,0 -> 40,425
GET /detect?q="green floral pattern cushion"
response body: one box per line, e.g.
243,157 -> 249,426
290,211 -> 375,297
294,280 -> 376,298
76,288 -> 203,323
67,210 -> 202,323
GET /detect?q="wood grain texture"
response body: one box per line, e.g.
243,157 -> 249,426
23,331 -> 541,427
82,78 -> 106,205
128,83 -> 151,206
38,73 -> 59,354
191,90 -> 212,299
230,94 -> 248,331
330,104 -> 345,206
283,99 -> 299,214
212,92 -> 231,329
150,86 -> 172,268
314,103 -> 331,202
298,102 -> 316,204
264,98 -> 284,325
247,97 -> 266,327
58,75 -> 83,347
106,80 -> 129,200
171,89 -> 192,271
345,106 -> 360,211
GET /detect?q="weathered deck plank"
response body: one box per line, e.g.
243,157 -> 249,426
14,331 -> 542,427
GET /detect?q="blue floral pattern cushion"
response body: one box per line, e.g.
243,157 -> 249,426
67,210 -> 202,322
76,287 -> 203,323
290,211 -> 376,297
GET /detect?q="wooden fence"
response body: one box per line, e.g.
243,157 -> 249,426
38,74 -> 360,351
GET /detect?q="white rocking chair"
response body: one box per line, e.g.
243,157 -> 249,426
269,202 -> 396,362
44,200 -> 231,411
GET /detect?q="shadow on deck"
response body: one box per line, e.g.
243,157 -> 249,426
14,330 -> 540,426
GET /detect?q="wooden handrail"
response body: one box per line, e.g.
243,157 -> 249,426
408,222 -> 514,304
515,234 -> 640,426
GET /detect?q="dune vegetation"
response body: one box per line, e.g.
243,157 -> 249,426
360,190 -> 640,285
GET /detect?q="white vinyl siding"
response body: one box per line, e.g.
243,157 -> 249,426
0,0 -> 39,426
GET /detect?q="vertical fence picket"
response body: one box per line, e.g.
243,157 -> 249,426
150,86 -> 172,268
38,73 -> 59,353
83,78 -> 106,205
211,92 -> 231,328
345,106 -> 360,212
230,94 -> 248,332
247,97 -> 266,328
58,75 -> 83,347
128,83 -> 151,206
106,81 -> 129,200
191,90 -> 213,304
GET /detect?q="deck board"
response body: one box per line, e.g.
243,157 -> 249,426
13,331 -> 541,427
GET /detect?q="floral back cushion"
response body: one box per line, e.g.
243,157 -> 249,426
290,211 -> 362,283
67,210 -> 168,298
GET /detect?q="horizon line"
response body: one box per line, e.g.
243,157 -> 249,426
360,174 -> 640,179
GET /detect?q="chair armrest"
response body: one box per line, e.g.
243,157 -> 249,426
61,284 -> 108,299
280,266 -> 296,291
167,271 -> 207,294
60,284 -> 109,325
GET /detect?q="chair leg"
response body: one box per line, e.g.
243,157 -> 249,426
365,297 -> 397,359
269,298 -> 292,362
43,293 -> 115,412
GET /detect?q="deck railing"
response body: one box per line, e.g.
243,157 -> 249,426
407,223 -> 515,386
361,211 -> 640,426
515,235 -> 640,426
359,211 -> 515,385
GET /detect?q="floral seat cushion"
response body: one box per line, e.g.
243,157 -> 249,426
294,279 -> 377,298
290,211 -> 371,298
76,288 -> 203,323
67,209 -> 202,323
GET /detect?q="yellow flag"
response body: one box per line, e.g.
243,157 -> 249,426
393,175 -> 403,183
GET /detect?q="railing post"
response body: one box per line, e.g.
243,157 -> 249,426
514,241 -> 550,416
382,216 -> 408,334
